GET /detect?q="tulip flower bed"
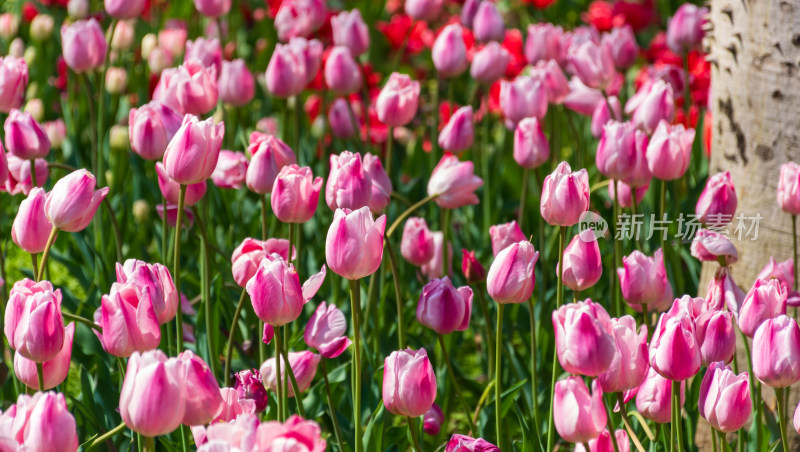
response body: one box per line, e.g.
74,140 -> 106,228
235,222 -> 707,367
0,0 -> 795,451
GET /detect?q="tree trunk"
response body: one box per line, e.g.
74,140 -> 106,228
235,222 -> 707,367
700,0 -> 800,448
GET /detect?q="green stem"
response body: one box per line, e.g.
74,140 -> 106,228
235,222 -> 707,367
193,206 -> 217,380
386,194 -> 438,238
321,359 -> 345,452
36,227 -> 57,282
711,427 -> 718,452
616,393 -> 647,452
672,380 -> 683,452
495,303 -> 504,448
602,394 -> 620,452
408,417 -> 423,452
36,362 -> 43,391
278,330 -> 306,417
30,253 -> 38,280
86,422 -> 126,450
441,208 -> 450,277
350,278 -> 363,452
546,226 -> 566,452
476,288 -> 494,379
260,195 -> 269,241
224,288 -> 248,387
161,197 -> 168,263
62,312 -> 102,332
527,297 -> 539,435
481,109 -> 491,233
386,126 -> 394,179
293,95 -> 301,164
143,436 -> 155,452
777,387 -> 790,452
430,80 -> 439,158
518,168 -> 529,229
437,334 -> 476,434
613,179 -> 621,317
385,242 -> 405,348
173,185 -> 186,353
346,99 -> 364,153
274,324 -> 285,422
659,179 -> 667,250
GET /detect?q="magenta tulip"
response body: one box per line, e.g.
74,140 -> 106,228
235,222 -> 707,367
326,151 -> 372,211
162,115 -> 224,185
260,351 -> 320,397
698,361 -> 752,432
246,132 -> 297,195
97,281 -> 161,357
489,220 -> 526,256
328,98 -> 356,138
363,153 -> 392,212
156,162 -> 207,207
618,249 -> 673,312
288,37 -> 324,86
417,277 -> 473,335
266,43 -> 308,98
513,117 -> 550,170
129,101 -> 183,161
631,81 -> 675,134
666,4 -> 708,54
696,171 -> 737,227
438,106 -> 474,154
705,267 -> 746,313
446,434 -> 501,452
60,19 -> 106,72
179,350 -> 223,426
602,25 -> 638,69
598,315 -> 648,393
211,150 -> 248,189
304,301 -> 352,358
401,217 -> 436,267
20,392 -> 79,452
184,37 -> 222,75
325,46 -> 362,95
500,75 -> 548,124
778,162 -> 800,215
423,403 -> 444,436
246,256 -> 317,326
695,309 -> 736,366
377,73 -> 420,127
12,187 -> 52,254
690,229 -> 738,265
14,322 -> 74,391
153,61 -> 218,116
254,415 -> 326,451
650,311 -> 701,381
405,0 -> 444,22
470,42 -> 510,85
325,207 -> 386,280
553,300 -> 615,376
568,40 -> 616,91
646,120 -> 695,181
462,249 -> 487,285
4,109 -> 49,160
752,315 -> 800,388
738,278 -> 787,338
472,1 -> 504,42
553,377 -> 607,443
383,348 -> 437,417
427,154 -> 483,209
636,367 -> 685,423
561,229 -> 603,292
193,0 -> 231,18
119,350 -> 186,436
218,59 -> 255,106
234,369 -> 269,413
230,238 -> 293,287
104,0 -> 144,18
525,23 -> 565,65
271,164 -> 322,224
274,0 -> 326,42
540,161 -> 590,226
331,10 -> 369,57
487,240 -> 539,304
45,169 -> 108,232
591,96 -> 621,138
0,56 -> 27,113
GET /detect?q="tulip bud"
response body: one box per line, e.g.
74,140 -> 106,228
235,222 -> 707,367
219,59 -> 255,107
470,42 -> 511,85
401,218 -> 436,266
438,106 -> 474,154
428,154 -> 483,209
473,2 -> 504,42
0,14 -> 19,40
561,229 -> 603,291
513,117 -> 550,170
738,278 -> 787,338
0,57 -> 28,113
602,25 -> 638,69
260,351 -> 321,397
326,207 -> 386,280
752,315 -> 800,388
304,301 -> 352,358
30,15 -> 54,42
596,120 -> 643,181
423,404 -> 444,436
631,81 -> 675,134
22,392 -> 79,452
666,4 -> 708,54
120,350 -> 187,436
332,10 -> 370,56
568,41 -> 616,91
194,0 -> 232,17
266,43 -> 308,98
462,250 -> 486,284
163,115 -> 224,185
650,312 -> 701,381
129,102 -> 183,161
246,256 -> 306,327
376,73 -> 420,127
636,367 -> 685,423
554,377 -> 607,443
231,238 -> 294,287
487,240 -> 539,304
525,23 -> 565,65
14,322 -> 74,391
132,200 -> 150,224
417,277 -> 473,335
500,76 -> 548,124
111,20 -> 135,50
698,362 -> 752,433
489,220 -> 526,256
45,169 -> 109,232
326,151 -> 373,211
328,98 -> 357,138
363,153 -> 392,213
325,46 -> 363,95
405,0 -> 444,22
540,161 -> 590,226
179,350 -> 223,426
645,120 -> 695,181
60,19 -> 106,73
12,187 -> 52,254
271,164 -> 322,224
245,132 -> 297,195
383,348 -> 437,417
4,109 -> 49,160
695,310 -> 736,366
618,249 -> 673,312
695,171 -> 737,227
553,299 -> 615,376
597,315 -> 648,393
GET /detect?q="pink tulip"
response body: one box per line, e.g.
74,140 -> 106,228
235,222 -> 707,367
500,76 -> 548,124
487,240 -> 539,304
446,434 -> 501,451
115,259 -> 178,325
462,249 -> 487,284
739,278 -> 787,338
553,300 -> 615,376
234,369 -> 269,413
4,109 -> 50,160
231,238 -> 294,287
525,23 -> 565,65
14,322 -> 74,391
383,348 -> 437,417
60,19 -> 106,73
568,40 -> 616,91
44,169 -> 108,233
0,57 -> 28,113
363,153 -> 392,212
325,46 -> 362,95
540,161 -> 590,226
554,377 -> 607,443
618,249 -> 673,312
645,120 -> 695,181
332,10 -> 369,57
193,0 -> 231,17
377,73 -> 421,127
105,0 -> 145,18
596,120 -> 643,181
695,309 -> 736,366
218,59 -> 255,106
153,61 -> 219,116
597,315 -> 648,393
636,367 -> 685,423
530,59 -> 570,104
326,151 -> 373,211
211,150 -> 248,189
255,415 -> 326,451
666,4 -> 708,54
19,392 -> 79,452
266,43 -> 308,98
129,101 -> 183,160
260,351 -> 321,397
326,207 -> 386,280
156,162 -> 207,207
591,96 -> 621,139
470,42 -> 510,85
698,362 -> 752,433
513,117 -> 550,170
575,430 -> 631,452
417,277 -> 473,335
752,315 -> 800,388
246,132 -> 297,195
438,106 -> 474,154
420,231 -> 453,280
405,0 -> 444,22
213,388 -> 256,423
304,301 -> 352,358
162,115 -> 224,185
690,229 -> 738,265
179,350 -> 223,426
271,164 -> 322,224
650,311 -> 701,381
423,404 -> 444,436
246,256 -> 307,326
631,81 -> 675,134
696,172 -> 737,227
602,25 -> 638,69
328,98 -> 356,138
564,77 -> 605,116
561,229 -> 603,292
288,37 -> 324,86
427,153 -> 483,209
401,217 -> 436,266
608,181 -> 649,209
472,1 -> 504,42
705,267 -> 746,313
274,0 -> 326,42
120,350 -> 186,436
12,187 -> 52,254
96,281 -> 161,357
489,220 -> 526,256
757,257 -> 798,306
778,162 -> 800,215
